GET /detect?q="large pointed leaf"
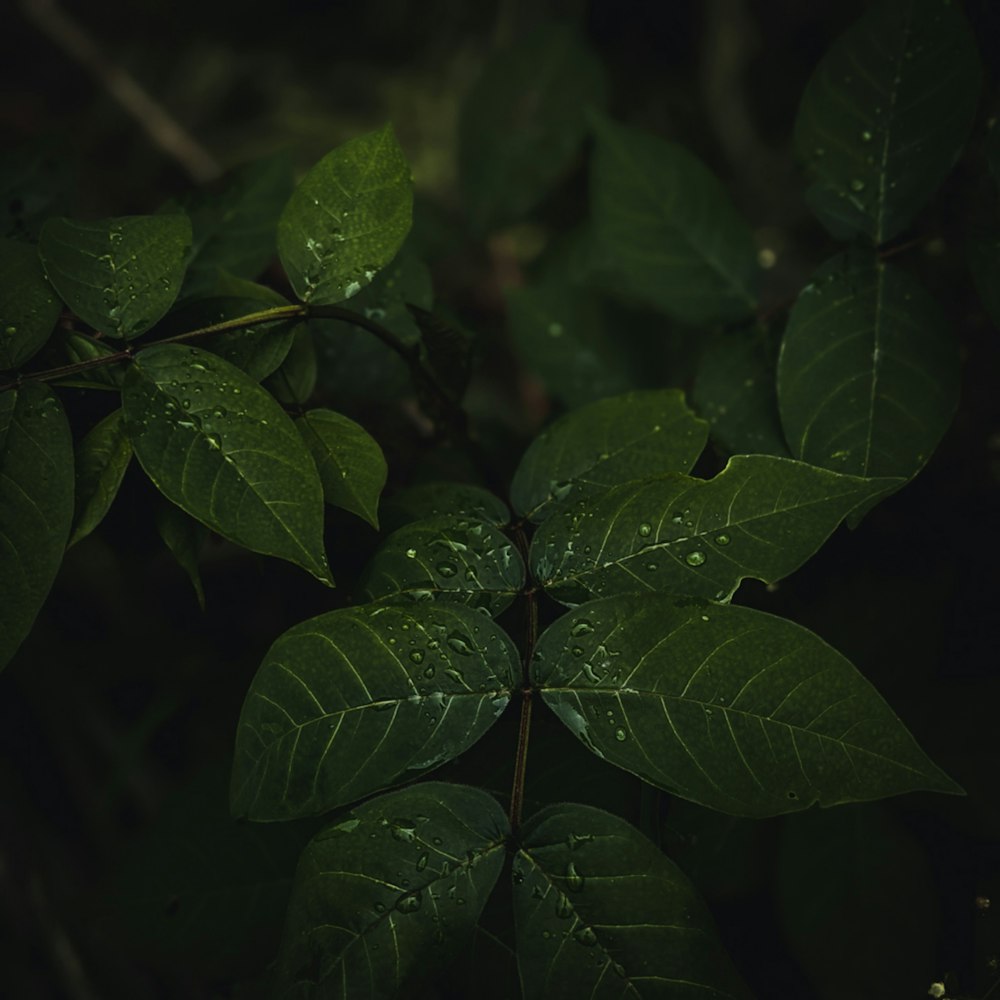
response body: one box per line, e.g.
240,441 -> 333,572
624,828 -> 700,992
514,802 -> 749,1000
0,237 -> 62,369
794,0 -> 981,243
122,344 -> 331,585
69,408 -> 132,547
511,390 -> 708,524
459,23 -> 607,233
38,214 -> 191,338
589,114 -> 758,324
274,783 -> 509,999
0,383 -> 74,670
277,124 -> 413,305
230,604 -> 519,820
296,408 -> 387,527
380,481 -> 510,533
360,514 -> 525,616
530,594 -> 962,817
530,456 -> 900,605
776,252 -> 959,480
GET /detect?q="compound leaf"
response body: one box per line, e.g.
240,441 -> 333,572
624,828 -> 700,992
122,344 -> 331,585
531,594 -> 963,817
230,604 -> 518,820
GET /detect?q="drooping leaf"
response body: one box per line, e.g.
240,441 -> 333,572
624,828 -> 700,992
274,783 -> 509,999
122,344 -> 332,586
510,390 -> 708,523
589,114 -> 759,324
410,305 -> 475,405
265,326 -> 317,405
344,247 -> 433,344
296,408 -> 387,527
360,514 -> 525,615
794,0 -> 981,244
68,408 -> 132,547
506,280 -> 634,409
230,604 -> 518,820
968,234 -> 1000,330
380,481 -> 510,534
530,456 -> 900,605
0,237 -> 62,369
155,502 -> 207,610
776,252 -> 959,480
0,383 -> 74,670
459,23 -> 607,233
277,124 -> 413,304
531,594 -> 963,817
692,328 -> 790,458
514,802 -> 749,1000
38,214 -> 192,339
312,313 -> 410,402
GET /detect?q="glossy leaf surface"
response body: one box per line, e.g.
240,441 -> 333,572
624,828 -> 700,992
589,114 -> 758,324
777,252 -> 959,480
531,456 -> 899,604
0,384 -> 74,670
360,514 -> 524,616
122,344 -> 331,585
794,0 -> 981,243
69,408 -> 132,547
231,604 -> 518,819
275,783 -> 508,999
531,594 -> 962,816
39,214 -> 191,338
511,390 -> 708,524
514,802 -> 749,999
0,237 -> 62,368
277,124 -> 412,304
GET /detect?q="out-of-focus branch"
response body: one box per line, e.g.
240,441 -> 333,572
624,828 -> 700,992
20,0 -> 222,183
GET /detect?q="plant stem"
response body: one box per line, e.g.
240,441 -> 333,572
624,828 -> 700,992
509,687 -> 533,833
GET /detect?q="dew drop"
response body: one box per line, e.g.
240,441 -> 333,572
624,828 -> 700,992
574,926 -> 598,947
446,631 -> 475,656
685,550 -> 706,567
409,650 -> 424,665
395,890 -> 422,914
715,534 -> 730,546
637,523 -> 652,537
570,620 -> 594,637
437,562 -> 457,578
849,178 -> 865,193
406,548 -> 417,559
555,893 -> 573,919
415,853 -> 429,872
614,728 -> 627,742
861,129 -> 873,142
390,820 -> 417,843
565,862 -> 585,892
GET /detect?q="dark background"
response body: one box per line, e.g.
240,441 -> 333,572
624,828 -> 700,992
2,1 -> 1000,997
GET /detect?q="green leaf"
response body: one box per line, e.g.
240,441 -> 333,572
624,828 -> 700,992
511,390 -> 708,523
589,114 -> 759,324
230,604 -> 519,820
530,594 -> 963,817
38,214 -> 192,339
514,802 -> 749,1000
0,384 -> 74,670
968,234 -> 1000,331
296,408 -> 387,527
346,247 -> 433,343
48,330 -> 126,390
794,0 -> 981,244
776,252 -> 959,480
693,329 -> 790,458
274,783 -> 509,998
68,408 -> 132,547
380,481 -> 510,534
277,124 -> 413,304
410,305 -> 475,405
122,344 -> 332,586
0,237 -> 62,369
506,281 -> 634,409
265,326 -> 317,405
155,502 -> 207,610
530,456 -> 900,605
459,23 -> 607,233
360,514 -> 525,616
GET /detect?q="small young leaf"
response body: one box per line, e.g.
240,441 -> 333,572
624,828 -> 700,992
38,214 -> 191,338
296,408 -> 387,527
459,22 -> 608,233
274,783 -> 509,999
47,330 -> 126,391
514,802 -> 750,1000
531,456 -> 901,605
265,326 -> 317,405
379,481 -> 510,534
230,604 -> 519,820
589,114 -> 759,324
155,502 -> 207,610
510,389 -> 708,523
0,384 -> 74,670
277,124 -> 412,305
122,344 -> 331,586
794,0 -> 982,243
360,514 -> 525,616
531,594 -> 963,816
0,237 -> 62,369
69,408 -> 132,547
777,252 -> 959,481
